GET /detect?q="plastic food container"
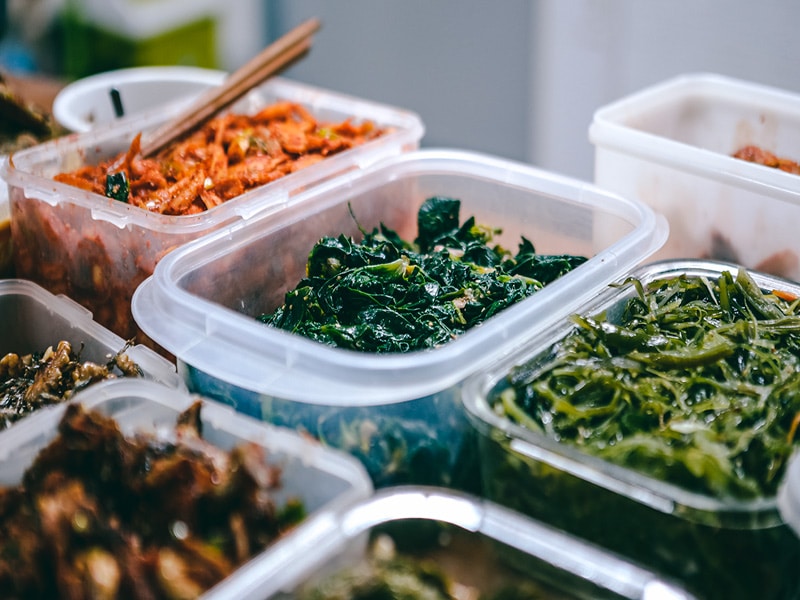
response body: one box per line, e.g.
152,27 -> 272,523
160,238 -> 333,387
1,77 -> 424,347
210,486 -> 697,600
0,278 -> 181,431
132,149 -> 666,490
463,259 -> 800,600
0,377 -> 373,599
590,73 -> 800,282
52,66 -> 227,132
779,452 -> 800,541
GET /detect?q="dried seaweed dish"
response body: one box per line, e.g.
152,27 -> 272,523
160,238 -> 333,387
259,196 -> 588,353
0,340 -> 141,430
0,400 -> 306,599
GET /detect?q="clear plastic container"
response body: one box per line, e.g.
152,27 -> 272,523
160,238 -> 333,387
1,76 -> 424,347
590,73 -> 800,281
211,486 -> 697,600
132,149 -> 666,490
779,452 -> 800,541
52,66 -> 227,132
463,259 -> 800,600
0,278 -> 181,430
0,377 -> 373,599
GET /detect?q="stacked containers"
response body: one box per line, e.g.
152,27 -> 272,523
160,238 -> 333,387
0,77 -> 424,346
132,148 -> 667,490
463,259 -> 800,600
590,72 -> 800,281
216,486 -> 698,600
0,377 -> 373,598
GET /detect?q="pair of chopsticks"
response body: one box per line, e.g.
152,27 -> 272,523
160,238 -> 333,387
139,17 -> 321,158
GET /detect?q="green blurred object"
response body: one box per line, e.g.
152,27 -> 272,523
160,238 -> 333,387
61,0 -> 219,80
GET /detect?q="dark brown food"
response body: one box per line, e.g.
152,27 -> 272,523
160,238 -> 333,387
0,73 -> 61,154
733,145 -> 800,175
54,101 -> 388,216
0,340 -> 141,430
0,401 -> 305,599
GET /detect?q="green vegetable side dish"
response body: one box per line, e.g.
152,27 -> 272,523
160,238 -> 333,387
494,267 -> 800,501
259,197 -> 588,353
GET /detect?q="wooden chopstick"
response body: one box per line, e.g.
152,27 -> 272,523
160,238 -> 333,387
139,17 -> 321,158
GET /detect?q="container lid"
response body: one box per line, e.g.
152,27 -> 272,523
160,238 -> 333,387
589,72 -> 800,207
133,149 -> 668,406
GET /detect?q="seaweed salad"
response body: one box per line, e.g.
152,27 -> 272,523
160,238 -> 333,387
259,196 -> 588,353
495,267 -> 800,500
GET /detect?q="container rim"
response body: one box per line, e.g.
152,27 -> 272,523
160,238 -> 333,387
1,75 -> 425,234
132,148 -> 668,405
589,72 -> 800,206
204,486 -> 697,600
52,65 -> 228,133
0,376 -> 374,600
461,258 -> 796,527
0,278 -> 180,389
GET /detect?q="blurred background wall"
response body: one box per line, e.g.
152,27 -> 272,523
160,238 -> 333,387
2,0 -> 799,181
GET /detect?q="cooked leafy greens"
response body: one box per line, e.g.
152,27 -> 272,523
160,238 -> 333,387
259,197 -> 587,353
494,267 -> 800,500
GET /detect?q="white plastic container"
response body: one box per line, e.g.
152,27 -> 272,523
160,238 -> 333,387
132,149 -> 666,490
2,77 -> 423,346
463,259 -> 800,600
52,66 -> 227,132
0,278 -> 181,431
0,377 -> 373,599
590,72 -> 800,281
779,452 -> 800,541
213,486 -> 696,600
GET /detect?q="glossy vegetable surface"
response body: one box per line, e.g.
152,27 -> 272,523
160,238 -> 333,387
495,268 -> 800,500
260,197 -> 587,353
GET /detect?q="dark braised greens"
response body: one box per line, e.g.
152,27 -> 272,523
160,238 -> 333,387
259,197 -> 587,353
495,267 -> 800,500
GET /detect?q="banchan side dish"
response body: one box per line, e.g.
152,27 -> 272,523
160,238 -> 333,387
464,259 -> 800,600
217,486 -> 697,600
0,378 -> 373,599
133,149 -> 666,491
2,76 -> 423,349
